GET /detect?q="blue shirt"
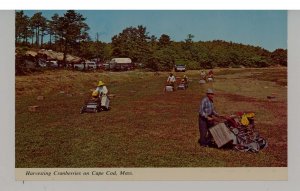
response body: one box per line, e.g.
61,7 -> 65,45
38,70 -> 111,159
199,96 -> 218,118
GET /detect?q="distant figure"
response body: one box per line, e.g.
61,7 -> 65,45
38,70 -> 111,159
200,70 -> 207,80
208,69 -> 213,76
183,75 -> 189,87
207,69 -> 214,82
167,73 -> 176,87
183,75 -> 188,83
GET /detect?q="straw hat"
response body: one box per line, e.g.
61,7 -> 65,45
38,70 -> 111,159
97,81 -> 105,86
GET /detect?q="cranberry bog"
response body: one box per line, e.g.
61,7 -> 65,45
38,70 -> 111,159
15,68 -> 287,167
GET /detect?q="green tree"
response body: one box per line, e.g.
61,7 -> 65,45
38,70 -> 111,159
185,33 -> 194,43
55,10 -> 90,64
149,35 -> 157,49
39,18 -> 48,47
145,47 -> 175,71
78,41 -> 111,62
111,25 -> 150,62
158,34 -> 171,47
30,12 -> 47,47
15,11 -> 31,44
271,49 -> 287,66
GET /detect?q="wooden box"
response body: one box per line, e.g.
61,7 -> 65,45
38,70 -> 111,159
209,123 -> 234,148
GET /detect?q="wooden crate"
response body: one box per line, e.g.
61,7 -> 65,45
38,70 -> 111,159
209,123 -> 234,148
28,105 -> 39,112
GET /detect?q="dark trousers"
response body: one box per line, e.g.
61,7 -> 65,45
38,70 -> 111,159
198,115 -> 213,146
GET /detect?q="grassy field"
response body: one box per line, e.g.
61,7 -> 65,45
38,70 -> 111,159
15,67 -> 287,167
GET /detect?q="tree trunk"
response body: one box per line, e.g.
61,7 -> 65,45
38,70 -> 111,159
63,41 -> 67,66
36,27 -> 39,47
31,34 -> 34,45
41,33 -> 44,48
25,32 -> 28,44
49,34 -> 52,46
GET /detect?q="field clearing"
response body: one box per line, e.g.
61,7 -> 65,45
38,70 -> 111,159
15,67 -> 287,167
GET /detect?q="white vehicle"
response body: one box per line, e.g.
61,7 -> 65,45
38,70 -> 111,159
86,61 -> 97,70
73,63 -> 85,70
110,58 -> 132,64
109,58 -> 133,71
38,59 -> 47,67
175,64 -> 186,72
47,60 -> 58,68
103,63 -> 110,70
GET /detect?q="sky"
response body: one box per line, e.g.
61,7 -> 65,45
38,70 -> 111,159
23,10 -> 287,51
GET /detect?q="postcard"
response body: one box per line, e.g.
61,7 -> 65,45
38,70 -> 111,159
12,10 -> 288,181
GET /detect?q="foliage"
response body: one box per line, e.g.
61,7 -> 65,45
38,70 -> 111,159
271,49 -> 287,66
55,10 -> 90,63
158,34 -> 171,48
145,48 -> 175,71
15,11 -> 31,44
111,25 -> 150,63
15,11 -> 287,72
30,12 -> 47,47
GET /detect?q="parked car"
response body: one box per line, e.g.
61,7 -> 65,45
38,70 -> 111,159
96,62 -> 106,70
175,64 -> 186,72
46,60 -> 58,68
86,61 -> 97,70
37,59 -> 47,67
103,63 -> 110,70
73,63 -> 85,70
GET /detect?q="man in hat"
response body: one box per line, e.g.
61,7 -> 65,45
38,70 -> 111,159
198,88 -> 220,147
95,81 -> 109,110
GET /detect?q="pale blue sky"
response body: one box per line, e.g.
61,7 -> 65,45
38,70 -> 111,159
23,10 -> 287,51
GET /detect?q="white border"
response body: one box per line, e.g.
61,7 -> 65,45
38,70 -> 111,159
2,0 -> 300,10
288,10 -> 300,185
1,10 -> 300,191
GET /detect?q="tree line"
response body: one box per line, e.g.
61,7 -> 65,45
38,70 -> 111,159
16,10 -> 287,72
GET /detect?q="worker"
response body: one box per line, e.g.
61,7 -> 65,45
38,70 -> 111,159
167,73 -> 176,87
95,81 -> 110,110
198,88 -> 220,147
